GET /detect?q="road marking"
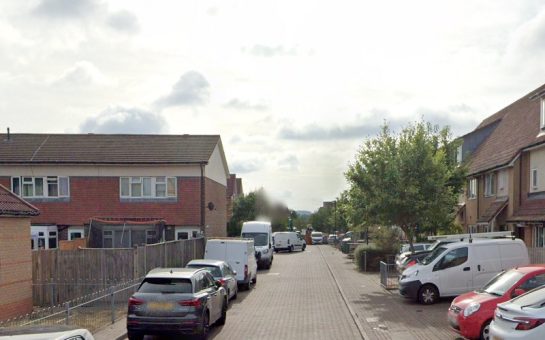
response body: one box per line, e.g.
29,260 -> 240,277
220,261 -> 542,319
266,273 -> 280,276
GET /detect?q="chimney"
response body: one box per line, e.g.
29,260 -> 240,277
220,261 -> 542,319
5,127 -> 10,142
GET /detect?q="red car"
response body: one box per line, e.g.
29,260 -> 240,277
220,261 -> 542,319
447,265 -> 545,340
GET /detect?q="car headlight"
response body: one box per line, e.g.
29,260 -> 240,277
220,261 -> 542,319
463,302 -> 480,317
401,270 -> 418,280
263,249 -> 269,254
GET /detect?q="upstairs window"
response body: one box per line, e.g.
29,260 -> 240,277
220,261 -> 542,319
456,144 -> 463,164
120,176 -> 177,198
12,176 -> 69,198
468,178 -> 477,199
541,99 -> 545,130
484,173 -> 496,197
532,169 -> 539,191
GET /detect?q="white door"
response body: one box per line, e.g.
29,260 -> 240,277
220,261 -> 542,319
472,244 -> 501,289
436,246 -> 472,296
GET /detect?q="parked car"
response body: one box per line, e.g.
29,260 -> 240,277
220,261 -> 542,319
205,238 -> 257,290
399,238 -> 529,304
311,232 -> 323,244
448,265 -> 545,340
0,326 -> 94,340
186,259 -> 238,301
241,221 -> 273,269
127,267 -> 227,340
396,240 -> 457,273
399,243 -> 432,254
273,231 -> 306,252
327,234 -> 337,244
490,285 -> 545,339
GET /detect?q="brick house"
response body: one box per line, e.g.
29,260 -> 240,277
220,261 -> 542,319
0,133 -> 229,248
458,83 -> 545,247
0,184 -> 39,320
226,173 -> 244,221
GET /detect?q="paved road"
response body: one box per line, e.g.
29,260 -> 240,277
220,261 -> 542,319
121,245 -> 460,340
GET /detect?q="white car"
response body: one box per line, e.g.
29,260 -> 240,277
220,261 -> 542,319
311,231 -> 323,244
186,259 -> 238,301
490,285 -> 545,339
0,326 -> 94,339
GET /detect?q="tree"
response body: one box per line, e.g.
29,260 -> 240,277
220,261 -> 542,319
345,121 -> 466,250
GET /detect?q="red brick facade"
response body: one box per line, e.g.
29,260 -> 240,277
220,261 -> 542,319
0,217 -> 33,321
0,176 -> 227,239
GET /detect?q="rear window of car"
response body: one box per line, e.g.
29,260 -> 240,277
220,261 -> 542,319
138,278 -> 193,294
312,232 -> 322,237
187,265 -> 223,278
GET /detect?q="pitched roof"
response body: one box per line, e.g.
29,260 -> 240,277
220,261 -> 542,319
0,134 -> 221,164
0,184 -> 40,216
468,83 -> 545,175
477,198 -> 508,223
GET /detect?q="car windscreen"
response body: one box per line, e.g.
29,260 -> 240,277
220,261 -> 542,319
138,278 -> 193,294
187,265 -> 223,278
311,232 -> 322,237
480,269 -> 524,297
420,246 -> 447,265
242,232 -> 268,246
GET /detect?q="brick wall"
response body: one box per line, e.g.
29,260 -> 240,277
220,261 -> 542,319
0,176 -> 202,227
0,216 -> 33,321
205,178 -> 227,237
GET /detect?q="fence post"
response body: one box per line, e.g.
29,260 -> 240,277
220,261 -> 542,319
110,286 -> 115,324
65,301 -> 70,325
363,251 -> 367,272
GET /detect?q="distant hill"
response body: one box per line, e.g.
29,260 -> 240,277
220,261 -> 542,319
296,210 -> 312,217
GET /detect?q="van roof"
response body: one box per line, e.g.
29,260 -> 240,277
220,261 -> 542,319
441,238 -> 523,248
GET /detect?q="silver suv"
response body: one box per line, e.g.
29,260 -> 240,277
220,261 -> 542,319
127,267 -> 227,340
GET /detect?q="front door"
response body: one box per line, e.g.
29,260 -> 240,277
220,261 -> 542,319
436,246 -> 472,296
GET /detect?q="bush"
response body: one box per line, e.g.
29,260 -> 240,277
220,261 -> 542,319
354,244 -> 393,272
374,227 -> 401,254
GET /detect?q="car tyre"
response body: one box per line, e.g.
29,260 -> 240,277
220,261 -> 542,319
127,331 -> 144,340
302,244 -> 306,251
418,284 -> 439,305
480,319 -> 491,340
232,286 -> 238,300
288,245 -> 293,253
252,275 -> 257,284
217,299 -> 227,326
197,311 -> 210,340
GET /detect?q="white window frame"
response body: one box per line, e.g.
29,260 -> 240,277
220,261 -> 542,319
120,176 -> 177,198
534,225 -> 545,248
175,227 -> 200,240
468,178 -> 477,199
541,98 -> 545,130
31,225 -> 58,250
12,176 -> 70,198
68,228 -> 85,241
484,173 -> 495,197
532,169 -> 538,191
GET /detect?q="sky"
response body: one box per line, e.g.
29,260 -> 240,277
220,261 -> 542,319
2,0 -> 545,212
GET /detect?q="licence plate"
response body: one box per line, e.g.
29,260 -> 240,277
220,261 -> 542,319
147,301 -> 175,311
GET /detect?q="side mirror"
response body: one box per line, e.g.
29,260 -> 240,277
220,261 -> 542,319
269,243 -> 272,249
233,270 -> 237,276
513,288 -> 526,297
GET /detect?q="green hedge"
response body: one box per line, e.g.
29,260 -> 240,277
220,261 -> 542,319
354,244 -> 392,272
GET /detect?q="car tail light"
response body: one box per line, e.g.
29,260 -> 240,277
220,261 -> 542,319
179,298 -> 202,307
244,265 -> 248,280
218,278 -> 227,286
128,296 -> 144,307
406,260 -> 416,268
514,317 -> 545,330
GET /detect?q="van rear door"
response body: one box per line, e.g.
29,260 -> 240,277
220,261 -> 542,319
499,242 -> 529,269
226,241 -> 246,282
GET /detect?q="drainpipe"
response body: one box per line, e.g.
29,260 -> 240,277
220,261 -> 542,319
200,162 -> 206,237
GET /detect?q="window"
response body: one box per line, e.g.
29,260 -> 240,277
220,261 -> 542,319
31,226 -> 59,250
532,169 -> 538,190
485,173 -> 495,197
103,230 -> 114,248
146,230 -> 157,244
468,178 -> 477,199
177,231 -> 189,240
12,176 -> 69,198
534,226 -> 545,248
518,273 -> 545,292
541,98 -> 545,130
436,247 -> 468,270
68,228 -> 84,240
120,176 -> 177,198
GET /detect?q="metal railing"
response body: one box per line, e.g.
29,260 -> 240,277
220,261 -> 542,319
379,260 -> 399,290
1,278 -> 142,334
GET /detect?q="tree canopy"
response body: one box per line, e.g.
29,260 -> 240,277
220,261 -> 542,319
345,121 -> 466,246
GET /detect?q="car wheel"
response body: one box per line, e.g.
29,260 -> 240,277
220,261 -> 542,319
198,311 -> 210,340
232,286 -> 238,300
480,319 -> 491,340
127,331 -> 144,340
252,275 -> 257,284
302,245 -> 306,251
288,245 -> 293,253
217,299 -> 227,326
418,284 -> 439,305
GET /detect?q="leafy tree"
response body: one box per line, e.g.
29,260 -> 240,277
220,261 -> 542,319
345,121 -> 466,250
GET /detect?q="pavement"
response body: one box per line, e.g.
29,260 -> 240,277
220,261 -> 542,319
93,245 -> 459,340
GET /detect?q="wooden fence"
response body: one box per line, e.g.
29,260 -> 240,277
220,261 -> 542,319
32,238 -> 205,306
528,247 -> 545,264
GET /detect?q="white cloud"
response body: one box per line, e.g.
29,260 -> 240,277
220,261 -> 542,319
154,71 -> 210,109
79,106 -> 166,134
53,61 -> 109,86
107,10 -> 140,34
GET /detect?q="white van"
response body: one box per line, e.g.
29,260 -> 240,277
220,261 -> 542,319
273,231 -> 306,252
205,238 -> 258,290
241,221 -> 273,269
399,238 -> 529,304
